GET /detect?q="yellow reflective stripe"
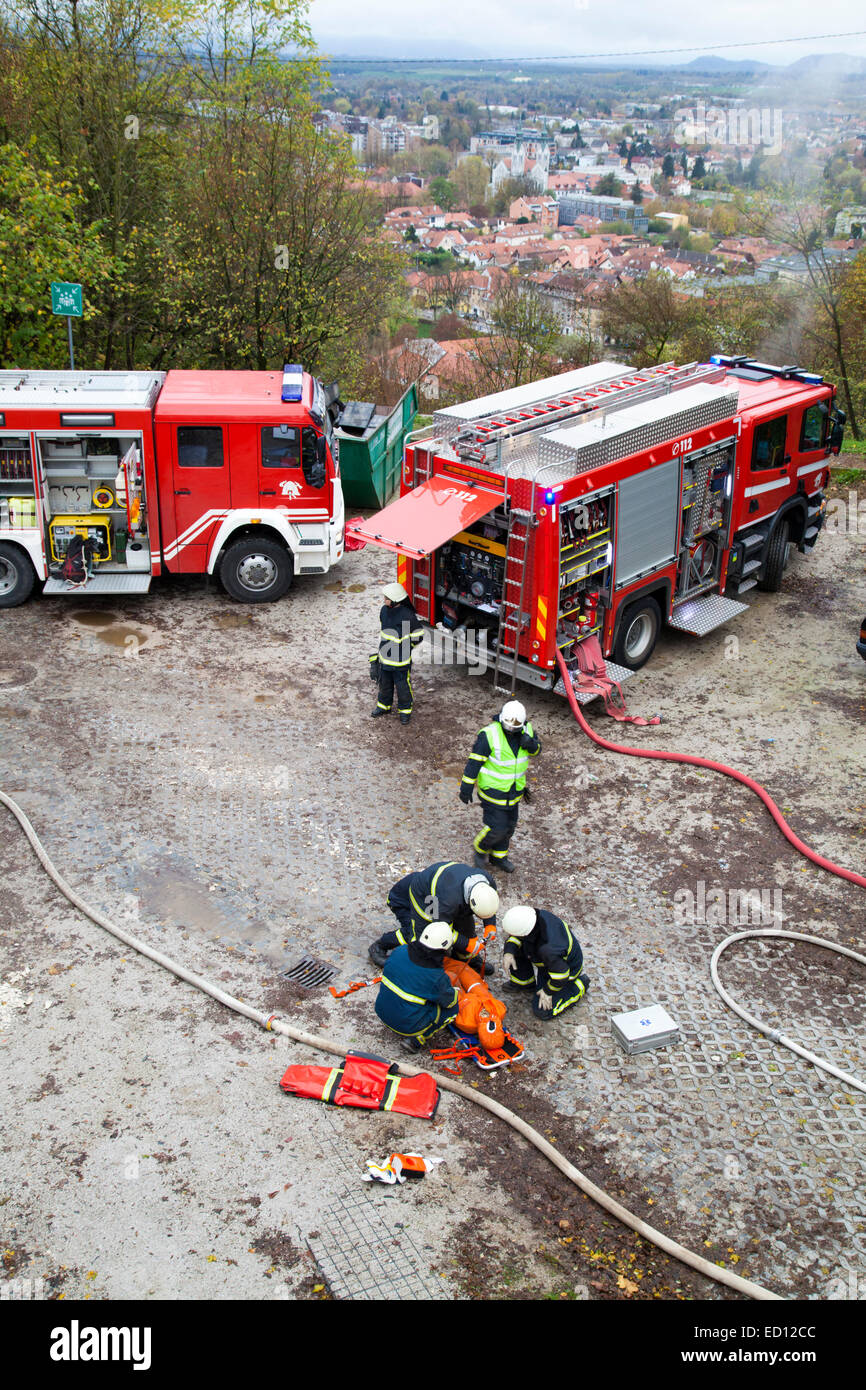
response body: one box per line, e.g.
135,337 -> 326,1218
537,595 -> 548,642
321,1067 -> 341,1102
430,861 -> 458,897
381,976 -> 427,1006
382,1077 -> 400,1111
409,888 -> 430,921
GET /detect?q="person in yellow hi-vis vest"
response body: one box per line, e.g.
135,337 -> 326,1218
459,700 -> 541,874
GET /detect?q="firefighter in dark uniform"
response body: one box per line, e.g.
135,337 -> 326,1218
459,700 -> 540,873
374,922 -> 460,1053
370,582 -> 424,725
500,906 -> 590,1020
368,860 -> 499,973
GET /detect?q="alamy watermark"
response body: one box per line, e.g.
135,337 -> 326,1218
674,103 -> 783,155
674,880 -> 783,927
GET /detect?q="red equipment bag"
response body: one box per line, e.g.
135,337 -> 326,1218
280,1051 -> 441,1119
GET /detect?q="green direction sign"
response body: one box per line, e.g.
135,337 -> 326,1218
50,282 -> 83,317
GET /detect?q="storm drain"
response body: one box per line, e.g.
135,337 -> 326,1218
279,958 -> 337,988
306,1190 -> 445,1300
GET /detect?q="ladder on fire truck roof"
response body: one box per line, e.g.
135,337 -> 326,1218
437,360 -> 727,469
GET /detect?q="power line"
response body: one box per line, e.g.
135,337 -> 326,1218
320,29 -> 866,65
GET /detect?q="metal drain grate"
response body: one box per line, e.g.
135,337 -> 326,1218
279,957 -> 337,988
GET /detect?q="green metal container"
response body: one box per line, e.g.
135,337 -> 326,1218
336,383 -> 418,509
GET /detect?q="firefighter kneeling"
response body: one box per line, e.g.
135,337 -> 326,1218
501,906 -> 590,1021
374,922 -> 460,1054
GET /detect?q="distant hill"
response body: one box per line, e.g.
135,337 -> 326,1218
680,56 -> 772,74
785,52 -> 866,76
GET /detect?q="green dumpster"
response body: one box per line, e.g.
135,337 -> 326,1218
336,383 -> 418,509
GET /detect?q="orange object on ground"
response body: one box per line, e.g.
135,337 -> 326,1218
443,956 -> 507,1053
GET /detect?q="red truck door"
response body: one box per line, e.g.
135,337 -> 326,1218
257,423 -> 330,519
167,423 -> 233,572
741,408 -> 794,527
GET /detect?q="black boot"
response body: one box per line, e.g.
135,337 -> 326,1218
473,850 -> 489,870
399,712 -> 411,725
493,857 -> 516,874
371,707 -> 390,718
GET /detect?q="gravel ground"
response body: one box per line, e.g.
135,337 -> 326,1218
0,496 -> 864,1304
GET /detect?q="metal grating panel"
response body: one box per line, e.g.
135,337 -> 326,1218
307,1189 -> 445,1300
42,573 -> 152,595
279,957 -> 337,988
668,593 -> 749,636
554,660 -> 635,703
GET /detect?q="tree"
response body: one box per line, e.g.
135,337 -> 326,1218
0,143 -> 116,364
601,272 -> 690,365
452,155 -> 489,209
747,188 -> 862,436
692,155 -> 707,181
429,176 -> 457,211
631,183 -> 643,205
596,172 -> 624,198
470,278 -> 561,391
662,154 -> 676,179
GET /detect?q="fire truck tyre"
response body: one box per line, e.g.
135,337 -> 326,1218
757,520 -> 790,593
613,598 -> 660,670
0,543 -> 36,608
219,538 -> 293,603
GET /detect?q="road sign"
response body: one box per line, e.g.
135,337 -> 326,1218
50,282 -> 83,317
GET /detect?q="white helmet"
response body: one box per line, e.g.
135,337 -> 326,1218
465,878 -> 499,920
419,921 -> 453,952
500,700 -> 526,730
502,906 -> 536,937
382,582 -> 408,603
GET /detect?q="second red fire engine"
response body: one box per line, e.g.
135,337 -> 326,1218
347,356 -> 843,695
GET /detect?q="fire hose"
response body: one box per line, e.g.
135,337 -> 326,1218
1,786 -> 781,1301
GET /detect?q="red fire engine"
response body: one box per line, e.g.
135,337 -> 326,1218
0,365 -> 344,606
347,356 -> 843,696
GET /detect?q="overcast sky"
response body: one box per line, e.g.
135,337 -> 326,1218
308,0 -> 866,62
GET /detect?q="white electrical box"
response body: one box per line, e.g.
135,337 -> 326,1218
611,1003 -> 681,1055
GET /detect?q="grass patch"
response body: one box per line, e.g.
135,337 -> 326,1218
830,467 -> 865,485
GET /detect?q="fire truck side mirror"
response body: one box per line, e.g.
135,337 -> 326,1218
829,418 -> 845,455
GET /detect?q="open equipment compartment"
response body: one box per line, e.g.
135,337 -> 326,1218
38,430 -> 152,582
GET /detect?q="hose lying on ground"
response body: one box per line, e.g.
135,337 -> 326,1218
555,649 -> 866,891
711,930 -> 866,1095
1,786 -> 781,1302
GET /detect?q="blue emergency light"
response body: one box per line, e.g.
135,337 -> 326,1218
544,489 -> 556,503
281,364 -> 304,402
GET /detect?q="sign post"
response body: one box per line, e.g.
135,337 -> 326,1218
50,282 -> 83,369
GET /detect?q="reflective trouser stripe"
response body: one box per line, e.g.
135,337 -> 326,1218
398,671 -> 413,715
551,979 -> 585,1015
381,976 -> 428,1006
473,827 -> 489,853
321,1067 -> 341,1102
478,790 -> 522,807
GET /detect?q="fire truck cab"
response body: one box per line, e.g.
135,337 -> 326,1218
346,357 -> 840,695
0,365 -> 344,606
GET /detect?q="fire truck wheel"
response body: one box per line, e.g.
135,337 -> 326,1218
613,597 -> 660,670
0,543 -> 36,608
219,537 -> 294,603
757,519 -> 790,593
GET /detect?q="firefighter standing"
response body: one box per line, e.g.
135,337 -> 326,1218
370,582 -> 424,724
500,906 -> 590,1021
368,861 -> 499,973
374,922 -> 460,1054
460,700 -> 540,873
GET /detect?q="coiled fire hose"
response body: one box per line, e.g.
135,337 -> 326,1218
1,786 -> 781,1301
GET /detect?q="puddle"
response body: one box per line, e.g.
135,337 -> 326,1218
254,694 -> 277,704
214,614 -> 257,630
324,581 -> 343,592
347,583 -> 366,592
94,624 -> 150,651
438,763 -> 465,780
70,610 -> 118,628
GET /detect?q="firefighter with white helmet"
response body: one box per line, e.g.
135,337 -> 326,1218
374,921 -> 460,1053
501,905 -> 590,1020
459,699 -> 541,872
368,861 -> 499,975
370,581 -> 425,725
